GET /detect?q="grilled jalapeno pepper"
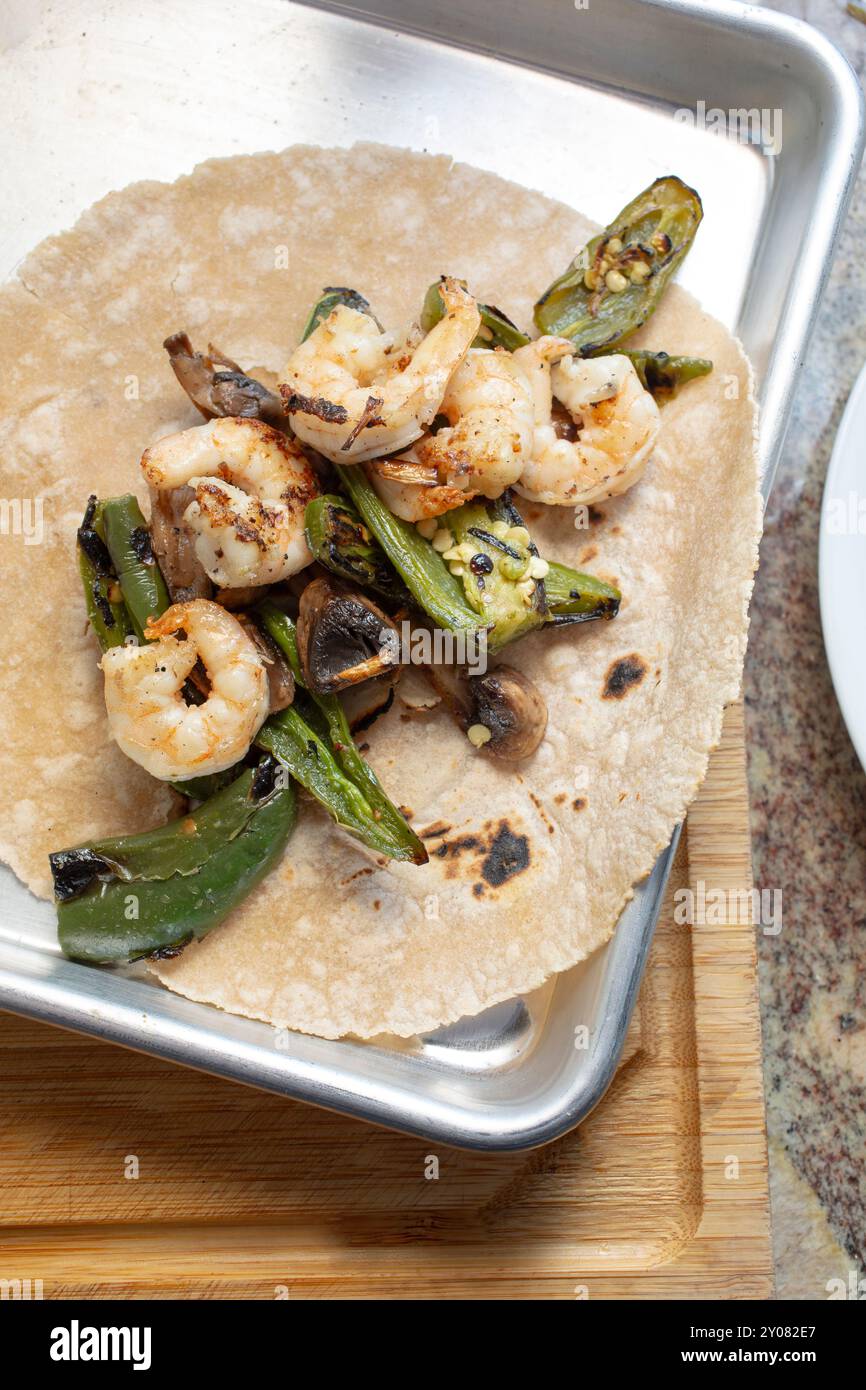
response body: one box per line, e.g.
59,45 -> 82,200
317,483 -> 620,637
534,176 -> 703,352
614,349 -> 712,402
421,278 -> 530,351
335,463 -> 481,637
257,603 -> 427,864
53,759 -> 297,962
77,495 -> 134,650
544,562 -> 621,624
101,494 -> 171,640
305,494 -> 410,603
440,495 -> 548,651
300,287 -> 381,343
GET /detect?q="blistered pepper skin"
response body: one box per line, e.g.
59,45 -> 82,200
534,176 -> 703,353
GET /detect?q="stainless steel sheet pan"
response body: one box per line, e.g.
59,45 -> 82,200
0,0 -> 861,1148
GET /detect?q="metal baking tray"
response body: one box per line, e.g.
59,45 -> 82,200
0,0 -> 862,1149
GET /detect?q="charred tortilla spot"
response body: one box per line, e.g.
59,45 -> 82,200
481,822 -> 530,887
572,798 -> 586,811
472,882 -> 485,897
602,654 -> 647,700
420,821 -> 451,840
435,834 -> 481,859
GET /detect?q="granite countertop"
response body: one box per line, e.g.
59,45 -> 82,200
749,0 -> 866,1300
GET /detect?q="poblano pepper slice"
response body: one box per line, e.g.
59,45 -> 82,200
53,760 -> 297,962
534,176 -> 703,352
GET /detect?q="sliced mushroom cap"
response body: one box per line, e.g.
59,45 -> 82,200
148,482 -> 213,603
467,666 -> 548,760
163,332 -> 289,430
296,576 -> 399,695
422,653 -> 547,761
237,614 -> 295,714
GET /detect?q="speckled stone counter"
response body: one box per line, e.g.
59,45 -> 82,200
749,0 -> 866,1298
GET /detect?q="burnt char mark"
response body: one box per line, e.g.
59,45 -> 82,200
572,797 -> 587,812
251,755 -> 282,802
92,581 -> 116,629
282,390 -> 349,425
480,823 -> 530,888
351,686 -> 395,734
147,934 -> 193,961
49,848 -> 114,902
435,835 -> 481,859
419,821 -> 452,840
602,653 -> 648,700
129,525 -> 156,565
467,525 -> 522,560
77,498 -> 113,575
340,395 -> 384,452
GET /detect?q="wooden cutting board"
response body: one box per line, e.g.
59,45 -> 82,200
0,702 -> 772,1299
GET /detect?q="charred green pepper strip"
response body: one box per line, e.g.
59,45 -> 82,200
534,176 -> 703,352
102,494 -> 171,640
53,760 -> 296,962
421,279 -> 530,351
545,562 -> 621,624
335,463 -> 481,636
256,706 -> 425,863
314,485 -> 618,637
257,603 -> 427,865
305,494 -> 410,603
77,495 -> 134,650
300,287 -> 381,343
614,349 -> 712,402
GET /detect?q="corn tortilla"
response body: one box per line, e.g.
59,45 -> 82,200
0,144 -> 761,1037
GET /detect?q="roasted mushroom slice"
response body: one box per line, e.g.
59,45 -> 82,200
237,614 -> 295,714
425,659 -> 547,760
147,484 -> 213,603
163,332 -> 290,430
466,668 -> 548,760
296,577 -> 399,695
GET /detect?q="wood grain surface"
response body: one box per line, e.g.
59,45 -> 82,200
0,702 -> 772,1299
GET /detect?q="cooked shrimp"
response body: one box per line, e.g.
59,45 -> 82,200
100,599 -> 269,781
279,277 -> 481,463
512,338 -> 661,506
142,417 -> 319,588
366,349 -> 534,522
365,448 -> 471,522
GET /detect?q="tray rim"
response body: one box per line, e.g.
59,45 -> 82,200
0,0 -> 862,1153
